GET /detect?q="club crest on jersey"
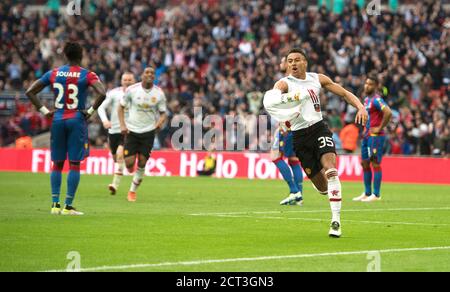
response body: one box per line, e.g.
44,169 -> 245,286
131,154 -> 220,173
151,96 -> 157,104
56,71 -> 80,78
307,89 -> 321,112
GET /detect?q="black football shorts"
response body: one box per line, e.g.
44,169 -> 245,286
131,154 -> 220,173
108,133 -> 125,155
292,121 -> 337,178
123,131 -> 155,159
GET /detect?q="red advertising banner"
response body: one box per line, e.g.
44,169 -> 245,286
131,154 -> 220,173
0,148 -> 449,184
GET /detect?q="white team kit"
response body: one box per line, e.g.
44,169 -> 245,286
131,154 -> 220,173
120,82 -> 167,202
264,72 -> 342,238
98,86 -> 127,134
120,82 -> 167,134
264,72 -> 323,130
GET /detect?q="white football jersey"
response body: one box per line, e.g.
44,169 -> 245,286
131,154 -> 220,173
98,87 -> 126,134
120,83 -> 167,134
279,73 -> 323,131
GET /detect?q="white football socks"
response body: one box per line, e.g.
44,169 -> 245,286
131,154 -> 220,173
325,168 -> 342,223
112,162 -> 124,188
130,167 -> 145,192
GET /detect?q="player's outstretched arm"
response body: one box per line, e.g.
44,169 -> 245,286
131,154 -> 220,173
25,80 -> 53,118
318,74 -> 368,125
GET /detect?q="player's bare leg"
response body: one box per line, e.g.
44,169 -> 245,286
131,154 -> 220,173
309,170 -> 328,196
124,154 -> 137,201
127,154 -> 147,202
320,153 -> 342,237
109,145 -> 124,195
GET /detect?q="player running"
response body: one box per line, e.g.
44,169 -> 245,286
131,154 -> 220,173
272,57 -> 304,206
98,72 -> 136,195
25,41 -> 106,215
263,48 -> 368,237
353,76 -> 392,202
118,67 -> 167,202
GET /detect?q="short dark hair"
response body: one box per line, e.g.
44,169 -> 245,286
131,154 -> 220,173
366,74 -> 379,85
63,42 -> 83,63
286,48 -> 308,61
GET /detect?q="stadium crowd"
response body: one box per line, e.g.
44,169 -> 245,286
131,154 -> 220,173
0,0 -> 449,156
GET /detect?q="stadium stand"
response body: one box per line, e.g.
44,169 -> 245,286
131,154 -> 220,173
0,0 -> 448,156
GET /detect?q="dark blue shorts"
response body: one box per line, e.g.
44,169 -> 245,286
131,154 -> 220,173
272,130 -> 295,158
361,136 -> 386,163
50,118 -> 89,162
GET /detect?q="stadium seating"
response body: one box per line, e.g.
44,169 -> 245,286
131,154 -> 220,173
0,0 -> 448,156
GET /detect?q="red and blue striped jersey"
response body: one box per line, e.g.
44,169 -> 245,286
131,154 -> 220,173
39,65 -> 100,121
364,94 -> 387,137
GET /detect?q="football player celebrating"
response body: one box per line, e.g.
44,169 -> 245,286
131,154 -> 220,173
118,67 -> 167,202
264,48 -> 368,237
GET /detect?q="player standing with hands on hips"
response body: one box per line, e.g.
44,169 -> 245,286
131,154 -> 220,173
25,42 -> 106,215
98,72 -> 136,195
353,76 -> 392,202
264,48 -> 368,237
118,67 -> 167,202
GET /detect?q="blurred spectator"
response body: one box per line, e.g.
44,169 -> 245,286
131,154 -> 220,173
339,122 -> 359,153
15,133 -> 32,149
0,0 -> 447,156
246,91 -> 263,115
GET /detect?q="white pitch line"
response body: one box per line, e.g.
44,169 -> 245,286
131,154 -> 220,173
43,246 -> 450,272
189,207 -> 450,217
215,214 -> 450,227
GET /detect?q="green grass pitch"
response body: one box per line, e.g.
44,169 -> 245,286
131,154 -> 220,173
0,171 -> 449,272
